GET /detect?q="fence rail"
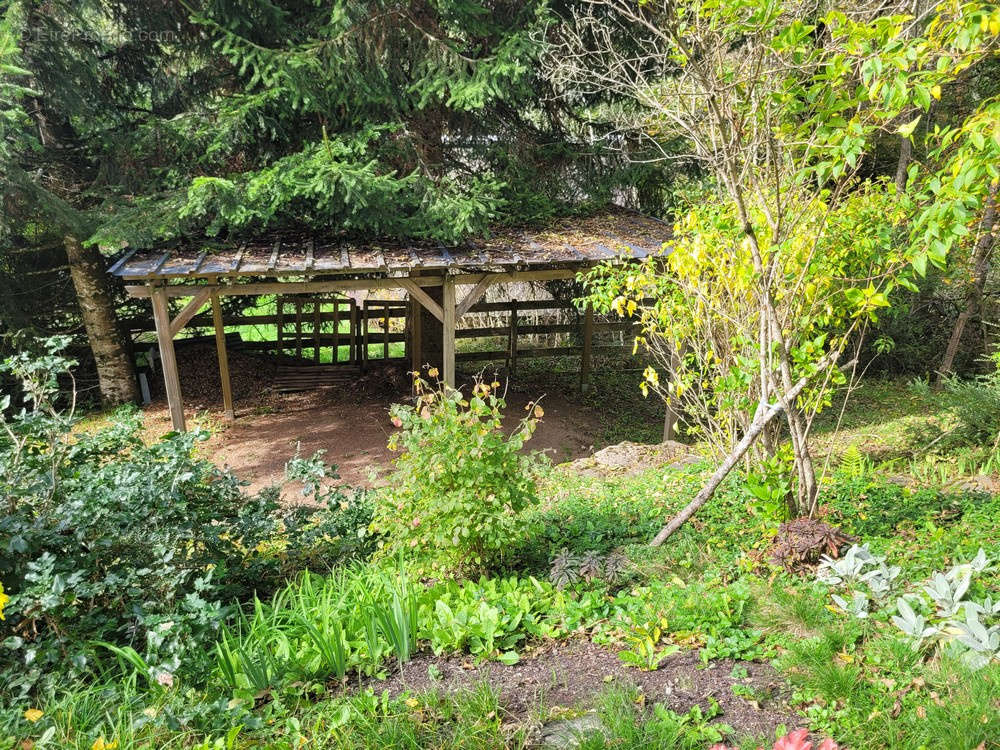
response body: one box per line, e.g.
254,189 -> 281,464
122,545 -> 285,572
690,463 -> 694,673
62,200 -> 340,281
126,296 -> 638,371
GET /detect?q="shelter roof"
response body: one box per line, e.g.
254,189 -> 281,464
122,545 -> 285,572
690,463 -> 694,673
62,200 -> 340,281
108,207 -> 669,282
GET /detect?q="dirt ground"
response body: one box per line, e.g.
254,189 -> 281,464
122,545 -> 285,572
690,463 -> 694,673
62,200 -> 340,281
372,639 -> 799,743
140,347 -> 609,497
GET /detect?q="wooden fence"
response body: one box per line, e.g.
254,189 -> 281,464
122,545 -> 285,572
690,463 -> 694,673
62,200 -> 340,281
123,295 -> 637,373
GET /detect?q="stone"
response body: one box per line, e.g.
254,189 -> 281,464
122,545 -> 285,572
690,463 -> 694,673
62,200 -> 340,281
538,712 -> 607,749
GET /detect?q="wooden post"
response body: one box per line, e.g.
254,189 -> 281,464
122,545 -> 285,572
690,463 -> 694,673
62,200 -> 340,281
212,291 -> 234,421
581,302 -> 594,393
410,294 -> 422,375
507,300 -> 519,376
294,299 -> 303,359
362,302 -> 370,372
332,299 -> 340,364
151,287 -> 186,431
383,303 -> 390,360
276,297 -> 284,360
349,300 -> 357,364
313,301 -> 321,363
443,276 -> 456,386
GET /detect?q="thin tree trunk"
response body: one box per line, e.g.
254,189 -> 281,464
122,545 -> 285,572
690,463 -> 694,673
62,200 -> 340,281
895,133 -> 912,193
937,185 -> 999,384
662,345 -> 684,442
650,350 -> 842,547
64,236 -> 138,405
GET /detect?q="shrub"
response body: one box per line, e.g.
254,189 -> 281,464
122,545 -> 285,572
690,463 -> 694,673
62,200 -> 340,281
372,374 -> 545,576
0,338 -> 360,698
0,343 -> 282,697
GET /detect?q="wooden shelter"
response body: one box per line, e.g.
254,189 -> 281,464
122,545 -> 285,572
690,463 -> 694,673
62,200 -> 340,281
110,207 -> 669,431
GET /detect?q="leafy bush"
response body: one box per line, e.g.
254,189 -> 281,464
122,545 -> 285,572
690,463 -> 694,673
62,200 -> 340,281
372,375 -> 545,575
819,544 -> 999,669
911,352 -> 1000,447
824,476 -> 981,538
0,339 -> 360,699
279,449 -> 375,567
890,549 -> 999,670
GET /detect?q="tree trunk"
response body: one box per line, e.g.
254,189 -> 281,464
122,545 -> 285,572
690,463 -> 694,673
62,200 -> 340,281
894,132 -> 912,193
649,349 -> 841,546
64,236 -> 138,405
937,185 -> 999,384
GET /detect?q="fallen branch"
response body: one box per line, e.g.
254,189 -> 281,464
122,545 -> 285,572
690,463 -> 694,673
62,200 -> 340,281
650,352 -> 844,547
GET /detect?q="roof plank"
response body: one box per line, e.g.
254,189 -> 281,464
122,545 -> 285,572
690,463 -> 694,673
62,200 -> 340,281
108,207 -> 669,281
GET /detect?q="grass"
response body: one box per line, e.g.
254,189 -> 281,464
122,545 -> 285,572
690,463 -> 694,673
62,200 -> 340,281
8,376 -> 1000,750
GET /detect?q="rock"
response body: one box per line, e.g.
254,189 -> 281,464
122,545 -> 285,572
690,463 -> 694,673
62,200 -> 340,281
947,474 -> 1000,495
562,440 -> 701,478
538,712 -> 607,749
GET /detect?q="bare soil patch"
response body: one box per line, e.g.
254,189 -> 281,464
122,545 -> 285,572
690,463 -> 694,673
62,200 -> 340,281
141,348 -> 607,496
378,639 -> 797,742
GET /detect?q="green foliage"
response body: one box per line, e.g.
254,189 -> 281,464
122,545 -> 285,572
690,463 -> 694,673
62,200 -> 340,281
0,343 -> 275,698
373,376 -> 545,576
281,449 -> 376,566
913,352 -> 1000,448
549,548 -> 629,589
579,688 -> 732,749
823,476 -> 987,538
0,339 -> 371,700
617,619 -> 680,671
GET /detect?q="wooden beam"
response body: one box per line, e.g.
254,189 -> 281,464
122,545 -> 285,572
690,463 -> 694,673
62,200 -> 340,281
168,287 -> 212,338
212,291 -> 234,421
507,300 -> 518,376
399,278 -> 444,323
382,303 -> 390,360
442,276 -> 456,387
581,302 -> 594,393
122,268 -> 581,299
151,287 -> 186,431
410,294 -> 422,375
456,274 -> 493,317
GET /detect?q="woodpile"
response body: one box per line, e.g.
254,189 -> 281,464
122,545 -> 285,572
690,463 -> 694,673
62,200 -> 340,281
147,343 -> 276,407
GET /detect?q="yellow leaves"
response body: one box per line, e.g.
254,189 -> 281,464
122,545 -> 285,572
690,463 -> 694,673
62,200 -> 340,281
23,709 -> 43,723
427,367 -> 439,379
404,697 -> 420,708
91,737 -> 119,750
930,84 -> 941,100
898,115 -> 921,138
0,582 -> 7,621
533,405 -> 544,419
643,366 -> 659,388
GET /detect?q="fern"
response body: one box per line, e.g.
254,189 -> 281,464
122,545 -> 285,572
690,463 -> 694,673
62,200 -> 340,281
838,444 -> 868,479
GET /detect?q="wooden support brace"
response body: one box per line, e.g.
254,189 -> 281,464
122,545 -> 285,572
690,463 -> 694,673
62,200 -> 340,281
151,287 -> 186,431
399,278 -> 444,322
212,291 -> 234,421
456,274 -> 494,317
168,287 -> 212,338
